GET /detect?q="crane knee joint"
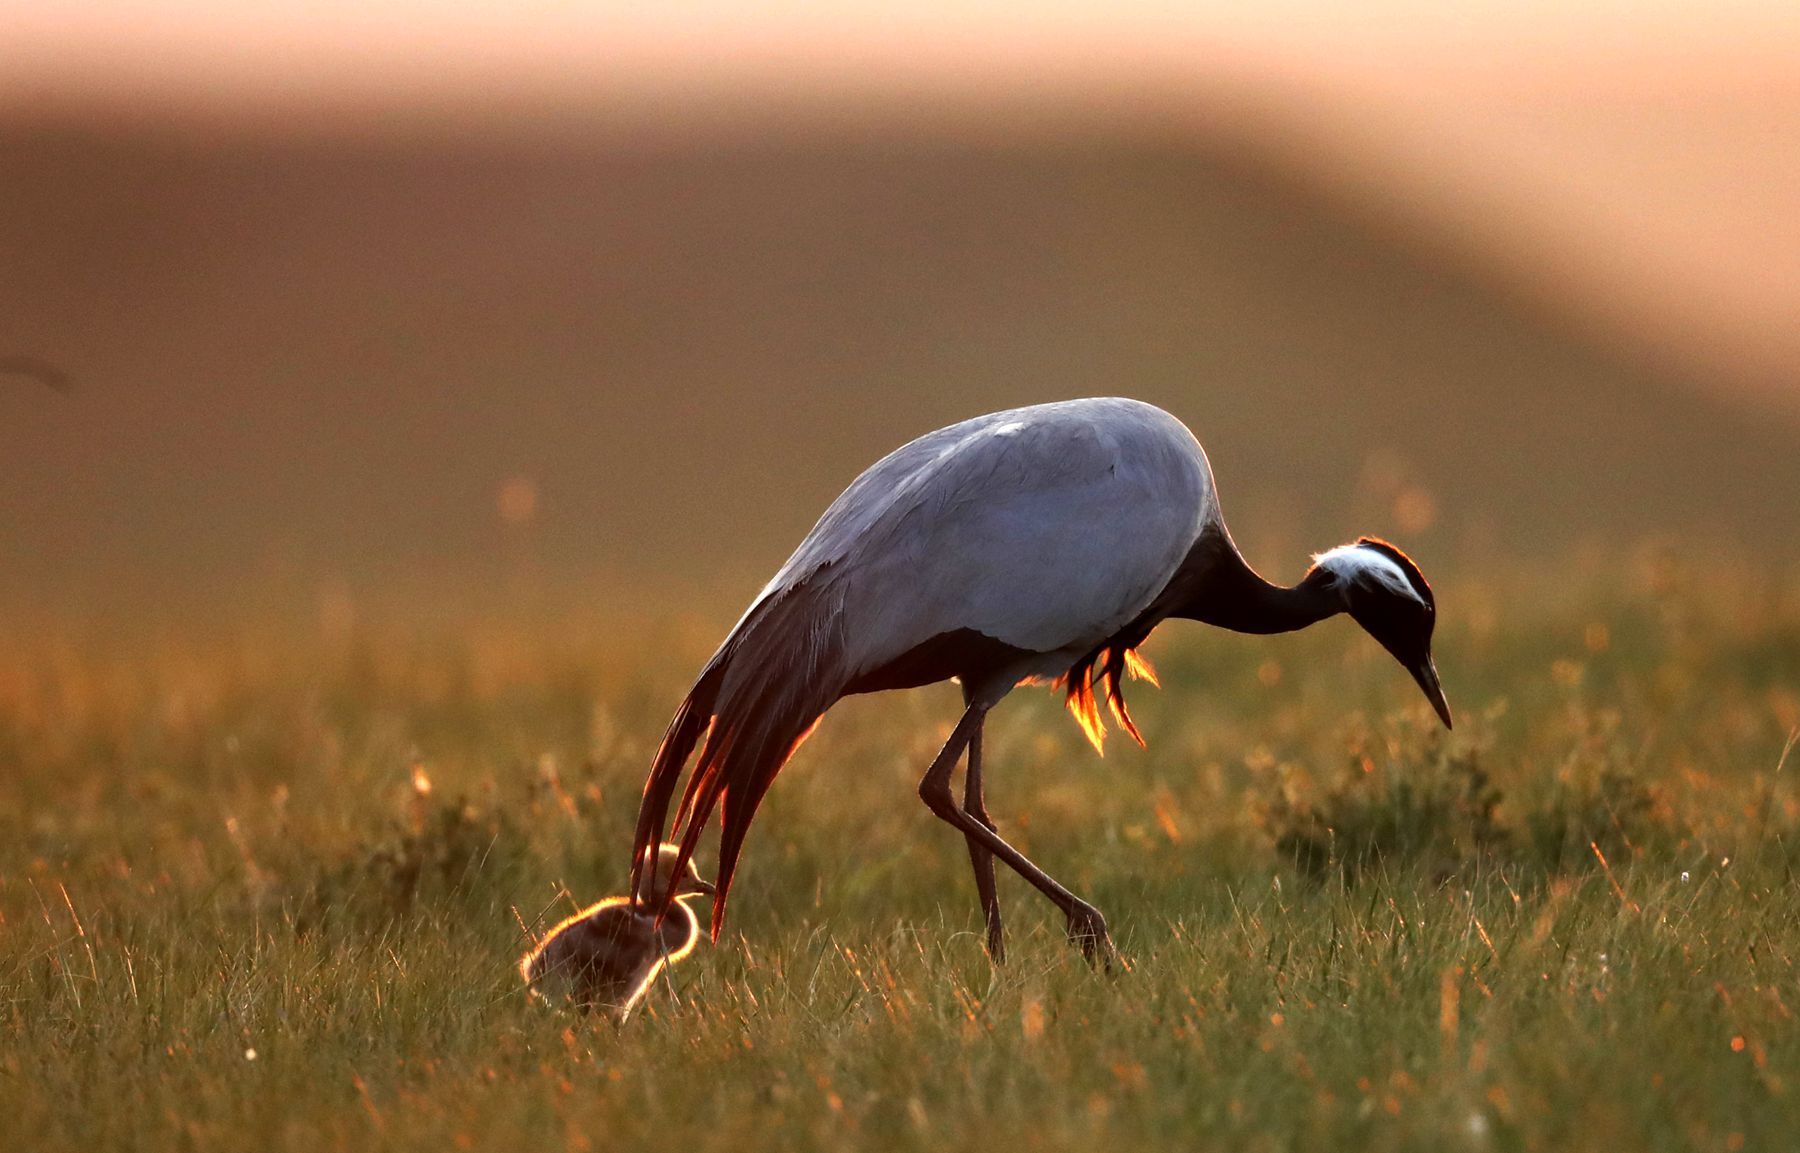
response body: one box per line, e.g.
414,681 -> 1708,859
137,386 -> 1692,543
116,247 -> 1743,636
917,779 -> 957,818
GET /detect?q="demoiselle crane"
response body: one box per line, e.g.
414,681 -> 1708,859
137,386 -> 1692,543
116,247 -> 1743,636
631,398 -> 1450,965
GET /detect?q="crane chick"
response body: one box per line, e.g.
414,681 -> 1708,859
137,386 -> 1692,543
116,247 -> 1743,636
520,843 -> 715,1019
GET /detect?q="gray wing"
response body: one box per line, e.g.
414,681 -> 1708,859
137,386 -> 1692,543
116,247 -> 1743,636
759,397 -> 1215,664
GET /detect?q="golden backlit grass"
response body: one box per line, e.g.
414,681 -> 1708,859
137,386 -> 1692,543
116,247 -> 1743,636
3,557 -> 1799,1151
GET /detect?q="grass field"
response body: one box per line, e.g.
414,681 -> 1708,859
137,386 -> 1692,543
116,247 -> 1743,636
4,556 -> 1799,1152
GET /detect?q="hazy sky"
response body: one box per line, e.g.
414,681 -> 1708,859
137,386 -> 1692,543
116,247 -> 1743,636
5,1 -> 1797,404
6,2 -> 1794,111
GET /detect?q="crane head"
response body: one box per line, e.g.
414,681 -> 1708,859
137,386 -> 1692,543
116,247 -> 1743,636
633,842 -> 718,906
1312,537 -> 1452,729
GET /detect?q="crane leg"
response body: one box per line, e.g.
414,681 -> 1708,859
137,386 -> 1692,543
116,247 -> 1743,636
918,703 -> 1116,968
959,710 -> 1006,963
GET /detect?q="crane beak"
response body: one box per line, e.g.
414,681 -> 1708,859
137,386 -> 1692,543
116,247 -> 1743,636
1409,655 -> 1453,730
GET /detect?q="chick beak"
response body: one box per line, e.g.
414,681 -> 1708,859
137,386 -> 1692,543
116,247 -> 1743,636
685,876 -> 717,897
1410,654 -> 1454,730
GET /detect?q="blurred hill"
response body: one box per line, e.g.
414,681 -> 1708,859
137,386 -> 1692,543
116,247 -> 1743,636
2,113 -> 1796,621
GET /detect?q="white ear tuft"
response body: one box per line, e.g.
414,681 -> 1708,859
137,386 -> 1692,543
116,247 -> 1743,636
1311,543 -> 1426,605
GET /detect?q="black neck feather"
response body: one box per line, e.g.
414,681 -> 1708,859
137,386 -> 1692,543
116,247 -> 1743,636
1167,527 -> 1341,636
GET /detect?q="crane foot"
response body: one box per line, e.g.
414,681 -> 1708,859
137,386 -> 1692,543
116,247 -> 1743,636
1065,903 -> 1118,971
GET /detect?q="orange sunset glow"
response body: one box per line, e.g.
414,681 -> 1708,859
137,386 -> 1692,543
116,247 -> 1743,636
7,2 -> 1797,403
6,8 -> 1800,1149
2,1 -> 1797,618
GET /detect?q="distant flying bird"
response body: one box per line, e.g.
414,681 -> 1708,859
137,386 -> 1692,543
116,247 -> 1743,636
520,843 -> 715,1018
632,397 -> 1450,965
0,354 -> 74,393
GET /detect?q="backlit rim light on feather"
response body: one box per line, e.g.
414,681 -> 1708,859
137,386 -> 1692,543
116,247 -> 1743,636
1061,645 -> 1159,755
518,893 -> 706,1014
